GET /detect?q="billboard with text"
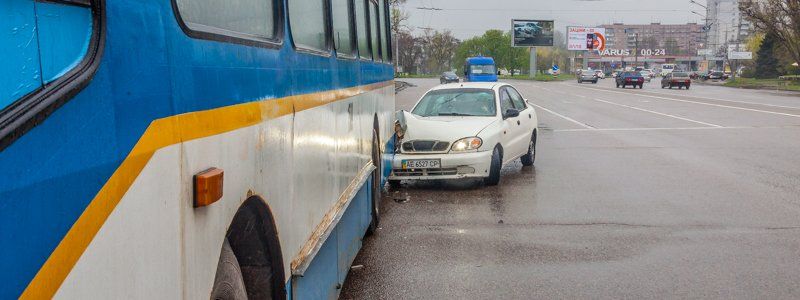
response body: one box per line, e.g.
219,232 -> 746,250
567,26 -> 606,51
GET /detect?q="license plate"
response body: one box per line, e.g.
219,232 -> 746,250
402,159 -> 441,169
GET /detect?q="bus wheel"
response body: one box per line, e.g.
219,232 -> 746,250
216,198 -> 285,299
211,239 -> 248,300
367,129 -> 381,235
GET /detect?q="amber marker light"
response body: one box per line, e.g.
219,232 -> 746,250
194,168 -> 224,207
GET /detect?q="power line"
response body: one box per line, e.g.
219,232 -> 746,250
415,7 -> 691,13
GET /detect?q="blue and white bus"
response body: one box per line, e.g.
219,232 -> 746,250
0,0 -> 394,298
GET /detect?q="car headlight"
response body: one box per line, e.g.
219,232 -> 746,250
451,137 -> 482,152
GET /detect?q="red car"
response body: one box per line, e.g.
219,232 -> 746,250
615,71 -> 644,89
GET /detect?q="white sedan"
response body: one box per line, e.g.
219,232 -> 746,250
389,82 -> 538,186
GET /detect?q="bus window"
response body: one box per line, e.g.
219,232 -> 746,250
378,0 -> 389,61
175,0 -> 277,40
37,2 -> 93,83
1,1 -> 42,110
369,1 -> 380,60
331,0 -> 355,56
289,0 -> 328,51
1,0 -> 95,146
354,0 -> 370,59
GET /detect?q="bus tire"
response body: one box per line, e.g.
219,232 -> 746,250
367,129 -> 381,235
484,147 -> 502,186
211,239 -> 248,300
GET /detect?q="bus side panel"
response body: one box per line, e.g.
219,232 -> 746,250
293,179 -> 372,300
54,146 -> 184,299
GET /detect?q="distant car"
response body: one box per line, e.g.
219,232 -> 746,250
708,71 -> 725,81
594,70 -> 606,79
616,71 -> 644,89
661,72 -> 691,89
643,69 -> 656,78
578,70 -> 598,84
640,71 -> 652,82
390,82 -> 539,187
440,71 -> 460,84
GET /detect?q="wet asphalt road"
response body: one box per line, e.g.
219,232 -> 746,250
340,78 -> 800,299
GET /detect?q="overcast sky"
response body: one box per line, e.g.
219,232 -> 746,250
401,0 -> 706,39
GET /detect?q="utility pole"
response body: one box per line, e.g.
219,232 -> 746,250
634,33 -> 639,67
731,12 -> 743,81
529,47 -> 537,78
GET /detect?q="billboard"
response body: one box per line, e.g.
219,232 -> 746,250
512,19 -> 554,47
567,26 -> 606,51
728,51 -> 753,60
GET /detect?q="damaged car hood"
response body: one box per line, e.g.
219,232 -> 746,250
399,111 -> 497,142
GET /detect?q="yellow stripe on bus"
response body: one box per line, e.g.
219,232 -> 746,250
20,80 -> 393,299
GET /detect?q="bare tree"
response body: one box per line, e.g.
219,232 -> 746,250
389,1 -> 410,71
423,30 -> 460,74
396,31 -> 422,73
739,0 -> 800,64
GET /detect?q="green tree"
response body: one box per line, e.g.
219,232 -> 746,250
755,31 -> 781,78
740,0 -> 800,65
453,30 -> 528,75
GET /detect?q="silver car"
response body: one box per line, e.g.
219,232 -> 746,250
578,70 -> 598,84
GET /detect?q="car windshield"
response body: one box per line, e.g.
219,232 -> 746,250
412,89 -> 496,117
623,72 -> 639,77
470,64 -> 496,75
443,72 -> 456,77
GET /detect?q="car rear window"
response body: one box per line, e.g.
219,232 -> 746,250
673,72 -> 689,77
412,89 -> 497,117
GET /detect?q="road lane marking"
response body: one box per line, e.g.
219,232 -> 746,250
590,98 -> 723,127
553,126 -> 790,132
569,85 -> 800,119
527,101 -> 596,129
640,89 -> 800,110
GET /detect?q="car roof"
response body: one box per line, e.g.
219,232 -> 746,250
429,81 -> 504,91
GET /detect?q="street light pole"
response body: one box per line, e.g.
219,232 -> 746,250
634,33 -> 639,67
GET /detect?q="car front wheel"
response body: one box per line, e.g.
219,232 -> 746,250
484,147 -> 502,186
521,132 -> 536,166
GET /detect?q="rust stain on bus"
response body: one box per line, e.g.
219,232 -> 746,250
291,163 -> 374,272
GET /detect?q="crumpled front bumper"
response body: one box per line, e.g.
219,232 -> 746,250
389,150 -> 493,180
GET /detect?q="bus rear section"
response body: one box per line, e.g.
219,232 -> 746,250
0,0 -> 395,299
464,56 -> 498,82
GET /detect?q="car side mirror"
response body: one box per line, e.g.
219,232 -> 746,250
503,109 -> 520,119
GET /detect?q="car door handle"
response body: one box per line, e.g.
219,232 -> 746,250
517,120 -> 521,125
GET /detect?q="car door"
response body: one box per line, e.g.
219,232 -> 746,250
507,86 -> 535,141
498,87 -> 526,162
